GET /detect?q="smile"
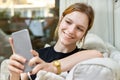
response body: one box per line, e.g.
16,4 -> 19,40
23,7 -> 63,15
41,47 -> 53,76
63,31 -> 74,39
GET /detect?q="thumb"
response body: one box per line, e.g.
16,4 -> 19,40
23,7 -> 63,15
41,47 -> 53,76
31,50 -> 39,57
9,37 -> 15,54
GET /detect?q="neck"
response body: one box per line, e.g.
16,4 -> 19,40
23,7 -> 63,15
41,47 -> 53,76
54,40 -> 76,53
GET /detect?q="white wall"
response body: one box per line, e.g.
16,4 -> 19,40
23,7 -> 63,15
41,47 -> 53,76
114,0 -> 120,50
60,0 -> 114,45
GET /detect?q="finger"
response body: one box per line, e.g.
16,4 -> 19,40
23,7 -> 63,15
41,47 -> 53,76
28,57 -> 43,66
31,64 -> 43,74
30,50 -> 39,57
9,59 -> 24,70
9,37 -> 15,54
8,64 -> 23,74
10,54 -> 26,64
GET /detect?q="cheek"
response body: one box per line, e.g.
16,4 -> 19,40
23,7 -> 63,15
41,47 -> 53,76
76,32 -> 85,40
58,23 -> 64,35
59,20 -> 68,29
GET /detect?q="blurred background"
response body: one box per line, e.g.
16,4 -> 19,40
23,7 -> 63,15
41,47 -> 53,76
0,0 -> 59,63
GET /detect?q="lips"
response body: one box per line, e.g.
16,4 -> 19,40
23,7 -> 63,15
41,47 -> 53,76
63,31 -> 74,39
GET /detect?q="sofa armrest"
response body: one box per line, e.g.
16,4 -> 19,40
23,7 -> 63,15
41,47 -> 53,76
1,58 -> 120,80
77,33 -> 110,57
66,58 -> 120,80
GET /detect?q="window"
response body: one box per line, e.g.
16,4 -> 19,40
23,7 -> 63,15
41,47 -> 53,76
2,0 -> 7,3
0,0 -> 59,59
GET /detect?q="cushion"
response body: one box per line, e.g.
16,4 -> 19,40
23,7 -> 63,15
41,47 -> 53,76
0,59 -> 10,80
35,70 -> 65,80
77,33 -> 109,57
66,58 -> 120,80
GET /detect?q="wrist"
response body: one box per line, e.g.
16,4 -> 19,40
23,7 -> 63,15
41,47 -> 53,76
52,60 -> 61,74
9,73 -> 20,80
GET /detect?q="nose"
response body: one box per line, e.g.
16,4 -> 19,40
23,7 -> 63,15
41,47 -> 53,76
67,24 -> 76,34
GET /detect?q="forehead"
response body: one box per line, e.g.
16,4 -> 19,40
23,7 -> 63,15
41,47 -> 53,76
64,11 -> 89,29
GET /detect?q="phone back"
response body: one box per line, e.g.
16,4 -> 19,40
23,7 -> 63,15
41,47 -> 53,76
11,29 -> 33,72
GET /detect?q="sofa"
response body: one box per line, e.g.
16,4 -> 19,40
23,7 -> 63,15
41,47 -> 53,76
1,33 -> 120,80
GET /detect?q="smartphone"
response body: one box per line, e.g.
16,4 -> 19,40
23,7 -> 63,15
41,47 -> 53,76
11,29 -> 34,72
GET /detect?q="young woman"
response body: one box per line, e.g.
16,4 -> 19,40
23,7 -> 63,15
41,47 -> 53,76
8,3 -> 103,80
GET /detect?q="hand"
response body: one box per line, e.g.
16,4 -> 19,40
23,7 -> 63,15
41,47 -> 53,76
9,54 -> 26,74
29,50 -> 55,75
8,37 -> 26,80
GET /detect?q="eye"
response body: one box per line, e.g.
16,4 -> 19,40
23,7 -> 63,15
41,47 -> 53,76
65,20 -> 71,24
76,26 -> 84,32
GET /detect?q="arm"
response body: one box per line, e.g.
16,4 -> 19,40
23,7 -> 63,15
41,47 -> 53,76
59,50 -> 103,72
29,50 -> 103,75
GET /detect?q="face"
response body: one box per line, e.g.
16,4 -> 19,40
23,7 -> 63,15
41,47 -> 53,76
58,11 -> 89,46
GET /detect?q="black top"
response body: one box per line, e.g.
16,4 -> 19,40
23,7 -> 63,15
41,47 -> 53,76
31,46 -> 85,80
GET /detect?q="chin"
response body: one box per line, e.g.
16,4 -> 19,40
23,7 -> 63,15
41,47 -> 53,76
61,38 -> 75,46
60,38 -> 69,45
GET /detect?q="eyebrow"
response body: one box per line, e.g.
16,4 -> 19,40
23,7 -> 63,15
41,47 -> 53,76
65,17 -> 87,30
